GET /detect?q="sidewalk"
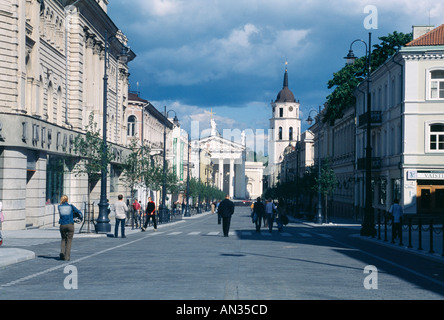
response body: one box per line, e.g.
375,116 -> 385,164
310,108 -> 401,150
295,216 -> 444,261
0,211 -> 211,268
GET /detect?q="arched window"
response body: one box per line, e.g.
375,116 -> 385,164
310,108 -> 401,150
127,115 -> 136,137
289,127 -> 293,141
278,127 -> 282,140
47,82 -> 53,122
56,87 -> 62,125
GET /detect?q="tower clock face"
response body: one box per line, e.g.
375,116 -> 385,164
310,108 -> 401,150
289,106 -> 293,112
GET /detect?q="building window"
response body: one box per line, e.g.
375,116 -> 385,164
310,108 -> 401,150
46,155 -> 64,204
392,179 -> 401,203
127,115 -> 136,136
429,124 -> 444,151
430,70 -> 444,99
278,127 -> 282,140
279,108 -> 283,117
289,127 -> 293,140
110,164 -> 120,193
379,178 -> 387,205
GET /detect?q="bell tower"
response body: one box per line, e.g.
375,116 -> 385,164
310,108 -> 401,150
268,64 -> 301,186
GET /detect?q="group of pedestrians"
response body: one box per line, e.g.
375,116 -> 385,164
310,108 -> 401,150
4,189 -> 407,264
112,195 -> 158,236
53,194 -> 158,261
5,190 -> 403,262
212,195 -> 289,236
251,197 -> 288,233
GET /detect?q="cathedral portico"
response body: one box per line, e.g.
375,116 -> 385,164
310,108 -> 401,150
194,118 -> 246,199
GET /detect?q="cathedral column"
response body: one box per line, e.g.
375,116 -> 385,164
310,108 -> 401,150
229,158 -> 234,198
218,158 -> 224,191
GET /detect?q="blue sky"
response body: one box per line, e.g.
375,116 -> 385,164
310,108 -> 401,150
108,0 -> 444,154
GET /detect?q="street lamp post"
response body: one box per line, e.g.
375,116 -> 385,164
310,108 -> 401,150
162,107 -> 179,221
184,134 -> 191,217
306,105 -> 323,224
96,31 -> 129,233
345,32 -> 376,237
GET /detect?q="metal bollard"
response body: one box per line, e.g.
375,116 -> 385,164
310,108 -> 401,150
418,219 -> 423,251
399,217 -> 403,246
377,210 -> 381,240
442,220 -> 444,257
429,220 -> 434,254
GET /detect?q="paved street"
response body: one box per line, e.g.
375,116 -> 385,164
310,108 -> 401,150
0,206 -> 444,301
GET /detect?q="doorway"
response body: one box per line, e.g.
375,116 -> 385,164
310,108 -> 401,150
417,181 -> 444,214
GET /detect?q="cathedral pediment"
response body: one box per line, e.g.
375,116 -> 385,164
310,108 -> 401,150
199,135 -> 245,154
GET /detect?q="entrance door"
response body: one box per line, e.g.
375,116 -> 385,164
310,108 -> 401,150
436,189 -> 444,209
417,185 -> 444,214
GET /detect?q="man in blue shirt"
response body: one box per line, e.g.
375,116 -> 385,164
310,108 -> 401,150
389,199 -> 403,241
58,195 -> 83,261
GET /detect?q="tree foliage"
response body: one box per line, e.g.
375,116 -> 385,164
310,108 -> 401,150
313,159 -> 337,196
121,138 -> 150,199
187,177 -> 225,202
70,113 -> 115,225
325,31 -> 412,125
71,112 -> 115,184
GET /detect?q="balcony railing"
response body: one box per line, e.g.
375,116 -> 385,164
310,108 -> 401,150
358,111 -> 382,128
357,157 -> 381,170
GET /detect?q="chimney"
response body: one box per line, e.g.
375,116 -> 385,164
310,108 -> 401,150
412,25 -> 434,40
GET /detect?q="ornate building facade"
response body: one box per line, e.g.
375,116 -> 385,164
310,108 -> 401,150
0,0 -> 135,229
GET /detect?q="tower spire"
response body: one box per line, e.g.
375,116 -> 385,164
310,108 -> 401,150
283,61 -> 289,88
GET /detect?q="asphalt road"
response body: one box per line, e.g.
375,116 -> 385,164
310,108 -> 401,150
0,206 -> 443,301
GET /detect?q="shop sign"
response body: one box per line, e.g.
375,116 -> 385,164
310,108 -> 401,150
407,170 -> 444,180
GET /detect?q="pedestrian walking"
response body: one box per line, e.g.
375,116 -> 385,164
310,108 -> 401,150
132,199 -> 141,228
276,198 -> 287,232
211,201 -> 215,214
265,198 -> 276,233
114,194 -> 128,238
389,198 -> 403,240
142,197 -> 157,232
58,195 -> 83,261
216,200 -> 222,224
252,197 -> 265,233
217,195 -> 235,237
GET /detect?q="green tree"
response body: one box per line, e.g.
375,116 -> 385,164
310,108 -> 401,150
325,31 -> 412,124
71,113 -> 115,230
313,159 -> 337,224
121,139 -> 151,214
141,158 -> 179,208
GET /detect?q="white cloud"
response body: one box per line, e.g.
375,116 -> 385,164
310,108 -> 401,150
135,0 -> 183,16
150,100 -> 237,132
137,23 -> 310,86
112,0 -> 444,147
223,23 -> 260,48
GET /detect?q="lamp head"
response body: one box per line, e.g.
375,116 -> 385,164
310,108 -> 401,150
306,115 -> 313,125
344,49 -> 356,66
